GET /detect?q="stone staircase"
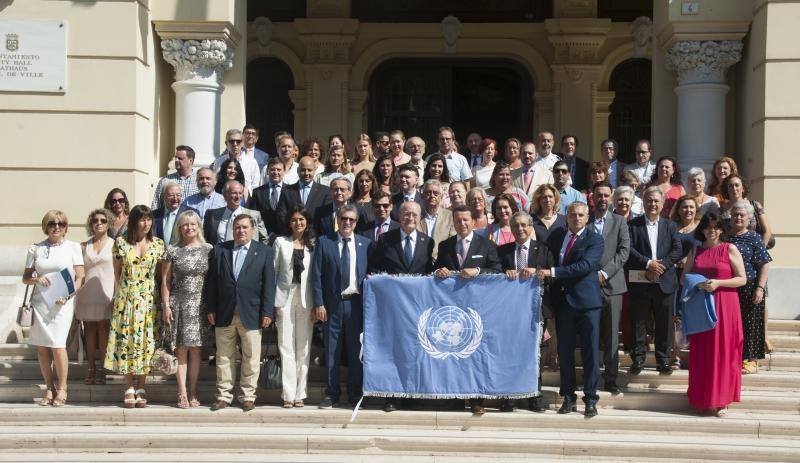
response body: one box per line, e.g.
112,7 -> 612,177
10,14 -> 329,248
0,319 -> 797,461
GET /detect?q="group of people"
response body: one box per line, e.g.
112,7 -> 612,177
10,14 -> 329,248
23,124 -> 773,418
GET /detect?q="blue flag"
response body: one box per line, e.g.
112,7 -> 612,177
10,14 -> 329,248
362,274 -> 541,399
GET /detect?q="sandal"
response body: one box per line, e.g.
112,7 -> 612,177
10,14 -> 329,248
123,388 -> 136,409
52,389 -> 67,407
742,360 -> 758,375
94,369 -> 107,385
177,394 -> 190,409
189,397 -> 201,408
38,389 -> 54,406
135,388 -> 148,408
84,368 -> 96,385
293,400 -> 304,408
282,401 -> 294,408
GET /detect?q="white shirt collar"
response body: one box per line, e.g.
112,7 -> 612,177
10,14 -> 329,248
518,238 -> 532,250
400,229 -> 418,241
338,233 -> 354,243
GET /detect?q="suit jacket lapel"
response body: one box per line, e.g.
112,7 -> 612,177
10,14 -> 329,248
392,234 -> 408,271
355,237 -> 367,279
412,235 -> 427,271
565,233 -> 587,264
222,244 -> 234,279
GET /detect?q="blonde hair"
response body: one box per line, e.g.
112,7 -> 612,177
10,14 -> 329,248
354,133 -> 376,163
173,210 -> 206,246
40,209 -> 68,235
530,184 -> 561,216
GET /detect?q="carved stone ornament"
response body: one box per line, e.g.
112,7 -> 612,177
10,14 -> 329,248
253,17 -> 273,48
631,16 -> 652,58
441,16 -> 462,54
161,39 -> 234,82
305,38 -> 353,63
665,40 -> 743,86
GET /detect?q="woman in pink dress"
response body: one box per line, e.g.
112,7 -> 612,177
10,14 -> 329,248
682,212 -> 746,416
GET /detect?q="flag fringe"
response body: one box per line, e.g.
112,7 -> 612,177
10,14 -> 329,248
362,391 -> 539,399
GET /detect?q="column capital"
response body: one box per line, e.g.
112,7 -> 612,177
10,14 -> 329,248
665,40 -> 743,86
160,39 -> 234,82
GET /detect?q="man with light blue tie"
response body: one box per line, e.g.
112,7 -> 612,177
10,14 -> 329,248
206,214 -> 276,412
152,181 -> 197,244
275,155 -> 331,235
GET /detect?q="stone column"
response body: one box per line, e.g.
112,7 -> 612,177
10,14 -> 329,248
161,39 -> 235,167
666,40 -> 743,175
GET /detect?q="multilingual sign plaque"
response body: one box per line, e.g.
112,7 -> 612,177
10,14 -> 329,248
0,20 -> 67,92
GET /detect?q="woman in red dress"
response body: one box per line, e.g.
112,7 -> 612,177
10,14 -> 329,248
682,212 -> 746,417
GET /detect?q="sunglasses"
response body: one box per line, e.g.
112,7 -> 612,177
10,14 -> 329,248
374,203 -> 391,209
227,139 -> 243,145
110,198 -> 127,204
47,221 -> 67,229
338,217 -> 357,223
92,218 -> 108,224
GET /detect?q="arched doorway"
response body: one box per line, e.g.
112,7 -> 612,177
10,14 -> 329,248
608,58 -> 651,163
246,58 -> 295,153
368,59 -> 534,151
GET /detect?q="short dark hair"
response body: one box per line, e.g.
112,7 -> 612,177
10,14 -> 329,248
267,156 -> 284,168
561,134 -> 579,146
242,123 -> 259,135
552,160 -> 568,172
397,163 -> 419,177
371,190 -> 392,206
233,213 -> 255,228
694,212 -> 726,242
176,145 -> 195,161
592,180 -> 613,193
601,138 -> 618,151
452,204 -> 471,216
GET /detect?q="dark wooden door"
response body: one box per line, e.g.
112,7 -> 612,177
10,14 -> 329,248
246,58 -> 295,153
609,58 -> 651,164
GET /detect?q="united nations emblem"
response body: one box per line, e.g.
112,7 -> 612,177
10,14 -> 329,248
417,305 -> 483,359
6,33 -> 18,52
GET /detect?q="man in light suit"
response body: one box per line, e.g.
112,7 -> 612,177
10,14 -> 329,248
512,141 -> 554,203
275,155 -> 332,234
589,181 -> 630,394
203,180 -> 268,245
540,201 -> 604,417
369,201 -> 434,412
359,191 -> 399,242
417,179 -> 456,260
312,204 -> 371,408
626,186 -> 682,375
434,204 -> 502,415
251,157 -> 287,241
152,181 -> 197,244
206,214 -> 276,411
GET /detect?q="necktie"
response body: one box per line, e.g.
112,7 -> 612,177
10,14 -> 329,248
458,237 -> 469,267
376,222 -> 385,240
341,237 -> 351,290
270,184 -> 279,209
563,233 -> 578,263
333,209 -> 339,232
516,244 -> 527,272
404,235 -> 413,266
301,184 -> 309,206
225,211 -> 237,241
164,211 -> 175,244
524,168 -> 533,192
233,245 -> 246,280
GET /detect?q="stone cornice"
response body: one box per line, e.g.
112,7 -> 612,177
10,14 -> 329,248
656,20 -> 750,49
295,19 -> 359,64
545,18 -> 612,64
665,40 -> 743,86
154,20 -> 242,48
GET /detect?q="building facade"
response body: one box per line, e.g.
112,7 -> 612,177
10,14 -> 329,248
0,0 -> 797,318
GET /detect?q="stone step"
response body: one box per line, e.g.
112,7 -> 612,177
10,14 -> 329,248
0,422 -> 798,461
769,319 -> 800,335
771,334 -> 800,351
765,352 -> 800,372
1,381 -> 798,414
2,360 -> 798,391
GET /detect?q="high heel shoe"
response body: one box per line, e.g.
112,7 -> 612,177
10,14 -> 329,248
123,388 -> 136,409
177,393 -> 190,409
38,389 -> 54,406
52,389 -> 67,407
84,368 -> 95,385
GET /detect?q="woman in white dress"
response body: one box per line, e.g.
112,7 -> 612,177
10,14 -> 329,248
273,206 -> 315,408
471,138 -> 497,190
75,208 -> 115,386
22,210 -> 85,406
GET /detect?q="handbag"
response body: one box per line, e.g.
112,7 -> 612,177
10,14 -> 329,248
258,324 -> 282,390
149,327 -> 178,376
16,285 -> 34,328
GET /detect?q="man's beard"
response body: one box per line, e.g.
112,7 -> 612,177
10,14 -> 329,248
200,185 -> 214,196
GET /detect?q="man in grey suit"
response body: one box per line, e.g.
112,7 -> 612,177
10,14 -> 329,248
589,181 -> 630,394
203,180 -> 269,245
417,179 -> 456,260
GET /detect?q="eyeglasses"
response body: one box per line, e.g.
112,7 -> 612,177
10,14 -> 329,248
636,150 -> 649,154
331,187 -> 349,192
602,146 -> 615,151
378,140 -> 390,145
438,137 -> 454,142
227,139 -> 243,145
553,169 -> 569,174
92,218 -> 108,224
110,198 -> 126,204
47,221 -> 67,229
338,217 -> 357,223
374,203 -> 391,209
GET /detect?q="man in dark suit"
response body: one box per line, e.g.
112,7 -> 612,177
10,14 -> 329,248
250,157 -> 287,241
560,135 -> 589,192
314,177 -> 354,238
359,191 -> 399,242
275,155 -> 331,235
589,181 -> 630,394
205,214 -> 276,412
434,205 -> 502,415
626,186 -> 682,375
498,210 -> 555,413
203,180 -> 268,245
368,200 -> 434,412
311,204 -> 371,408
152,181 -> 197,244
540,201 -> 604,417
390,164 -> 424,221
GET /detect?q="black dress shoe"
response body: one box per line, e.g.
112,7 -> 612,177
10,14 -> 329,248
210,400 -> 229,411
383,399 -> 397,412
499,399 -> 515,412
318,396 -> 335,409
629,363 -> 644,375
241,401 -> 255,412
657,364 -> 673,375
604,384 -> 621,395
584,403 -> 598,417
558,399 -> 577,414
527,396 -> 546,413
